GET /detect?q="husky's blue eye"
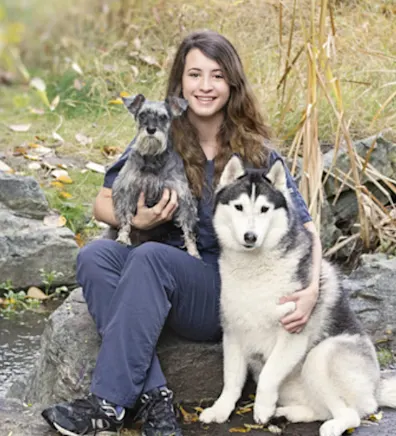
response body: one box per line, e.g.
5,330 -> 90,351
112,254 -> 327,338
234,204 -> 243,211
261,206 -> 269,213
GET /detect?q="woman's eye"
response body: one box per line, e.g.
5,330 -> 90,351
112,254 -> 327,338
189,73 -> 199,78
261,206 -> 269,213
234,204 -> 243,211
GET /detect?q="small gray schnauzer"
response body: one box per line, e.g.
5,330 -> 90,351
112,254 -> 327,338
112,94 -> 200,258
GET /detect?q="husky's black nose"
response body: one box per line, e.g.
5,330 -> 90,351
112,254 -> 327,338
146,127 -> 157,135
244,232 -> 257,244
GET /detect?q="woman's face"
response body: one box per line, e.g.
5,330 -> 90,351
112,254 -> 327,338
182,48 -> 230,121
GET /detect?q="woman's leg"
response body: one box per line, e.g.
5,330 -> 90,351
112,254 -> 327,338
90,242 -> 221,408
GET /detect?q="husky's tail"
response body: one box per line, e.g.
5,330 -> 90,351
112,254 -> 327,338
378,377 -> 396,408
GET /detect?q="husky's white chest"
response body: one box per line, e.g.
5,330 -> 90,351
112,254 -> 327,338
219,253 -> 300,332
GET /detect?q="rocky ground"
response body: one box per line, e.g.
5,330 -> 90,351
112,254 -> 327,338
1,398 -> 396,436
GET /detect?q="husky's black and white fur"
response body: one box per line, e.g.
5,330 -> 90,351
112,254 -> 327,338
112,94 -> 199,257
200,156 -> 396,436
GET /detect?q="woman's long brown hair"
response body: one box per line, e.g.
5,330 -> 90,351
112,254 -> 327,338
166,30 -> 272,198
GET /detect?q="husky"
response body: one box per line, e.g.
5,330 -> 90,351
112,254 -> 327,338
199,156 -> 396,436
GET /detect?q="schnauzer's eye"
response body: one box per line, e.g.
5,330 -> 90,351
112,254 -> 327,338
159,115 -> 168,123
261,206 -> 269,213
234,204 -> 243,211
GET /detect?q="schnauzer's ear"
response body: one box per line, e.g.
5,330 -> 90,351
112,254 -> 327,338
217,155 -> 245,190
165,97 -> 188,118
122,94 -> 146,116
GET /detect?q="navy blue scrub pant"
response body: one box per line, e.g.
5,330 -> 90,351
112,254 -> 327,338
76,239 -> 221,408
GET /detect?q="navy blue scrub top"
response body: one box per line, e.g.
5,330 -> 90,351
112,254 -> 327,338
103,141 -> 312,266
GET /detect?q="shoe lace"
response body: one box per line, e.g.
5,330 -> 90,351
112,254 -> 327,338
137,388 -> 177,426
70,395 -> 124,435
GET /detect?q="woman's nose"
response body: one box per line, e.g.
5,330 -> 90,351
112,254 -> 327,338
200,75 -> 213,91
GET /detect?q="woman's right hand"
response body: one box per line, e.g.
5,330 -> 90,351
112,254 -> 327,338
131,188 -> 178,230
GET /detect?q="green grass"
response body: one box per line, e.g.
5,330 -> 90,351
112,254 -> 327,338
1,0 -> 395,245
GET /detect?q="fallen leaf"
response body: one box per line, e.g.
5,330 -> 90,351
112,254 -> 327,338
103,145 -> 121,156
13,145 -> 28,155
28,162 -> 41,170
108,98 -> 123,105
50,95 -> 60,111
0,161 -> 13,173
75,133 -> 92,145
52,132 -> 65,143
56,174 -> 73,184
368,411 -> 383,422
194,407 -> 204,413
43,214 -> 67,227
27,286 -> 49,300
30,77 -> 46,92
23,154 -> 41,161
8,123 -> 31,132
72,62 -> 83,75
51,169 -> 69,179
74,79 -> 84,90
138,54 -> 162,69
244,424 -> 265,430
178,405 -> 199,424
130,65 -> 139,77
236,406 -> 252,415
57,163 -> 68,169
50,181 -> 64,189
119,91 -> 130,98
229,427 -> 251,433
59,191 -> 73,199
133,37 -> 141,51
346,429 -> 355,434
75,233 -> 85,247
30,107 -> 45,115
86,161 -> 106,174
28,144 -> 52,156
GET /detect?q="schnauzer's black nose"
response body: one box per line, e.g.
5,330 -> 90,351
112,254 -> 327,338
244,232 -> 257,244
146,127 -> 157,135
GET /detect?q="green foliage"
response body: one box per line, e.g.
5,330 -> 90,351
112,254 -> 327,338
377,347 -> 394,369
0,281 -> 41,316
39,269 -> 64,295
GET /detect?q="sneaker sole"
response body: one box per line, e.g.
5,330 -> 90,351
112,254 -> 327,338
53,422 -> 119,436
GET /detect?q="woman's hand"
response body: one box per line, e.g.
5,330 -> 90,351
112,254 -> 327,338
131,188 -> 178,230
279,284 -> 319,333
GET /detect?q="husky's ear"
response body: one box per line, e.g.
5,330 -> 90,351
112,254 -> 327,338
218,155 -> 245,189
122,94 -> 146,116
165,97 -> 188,117
266,159 -> 287,191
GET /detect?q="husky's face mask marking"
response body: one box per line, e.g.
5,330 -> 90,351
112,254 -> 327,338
214,156 -> 289,251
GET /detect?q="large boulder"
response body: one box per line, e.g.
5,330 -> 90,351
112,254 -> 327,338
344,253 -> 396,348
10,253 -> 396,407
0,172 -> 79,290
10,288 -> 223,406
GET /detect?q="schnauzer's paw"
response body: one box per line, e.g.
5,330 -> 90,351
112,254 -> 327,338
199,402 -> 233,424
254,402 -> 275,425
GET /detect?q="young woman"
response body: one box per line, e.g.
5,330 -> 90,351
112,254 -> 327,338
42,30 -> 322,436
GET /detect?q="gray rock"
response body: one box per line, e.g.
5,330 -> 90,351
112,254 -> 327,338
0,172 -> 49,219
344,253 -> 396,350
14,288 -> 223,406
0,174 -> 79,290
323,135 -> 396,198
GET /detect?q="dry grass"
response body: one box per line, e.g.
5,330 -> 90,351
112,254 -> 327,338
1,0 -> 396,252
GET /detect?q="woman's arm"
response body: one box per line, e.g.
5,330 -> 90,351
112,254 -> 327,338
93,187 -> 179,230
93,187 -> 120,228
279,221 -> 322,333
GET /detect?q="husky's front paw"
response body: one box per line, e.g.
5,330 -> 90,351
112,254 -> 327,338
253,402 -> 275,425
199,402 -> 233,424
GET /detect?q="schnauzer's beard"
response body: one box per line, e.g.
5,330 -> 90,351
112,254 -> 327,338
134,131 -> 167,156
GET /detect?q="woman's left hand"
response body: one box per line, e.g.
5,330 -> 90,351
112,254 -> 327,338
279,284 -> 319,333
